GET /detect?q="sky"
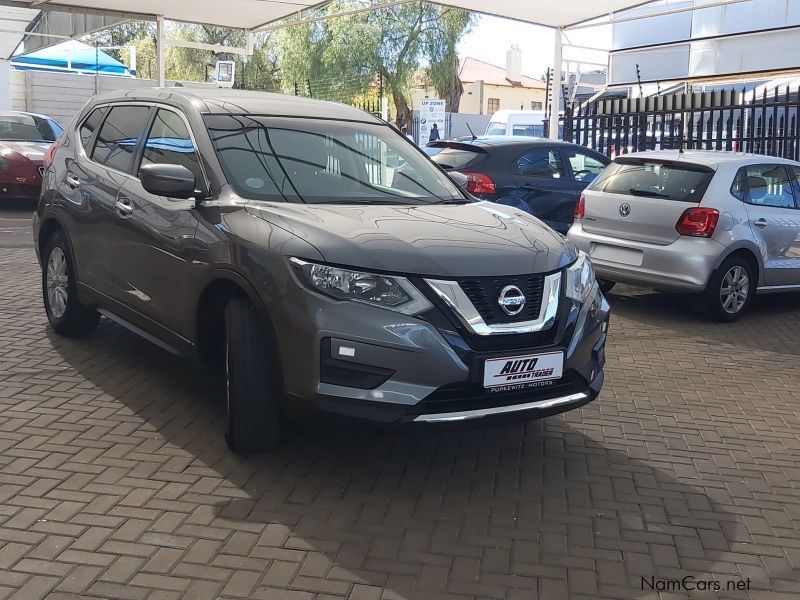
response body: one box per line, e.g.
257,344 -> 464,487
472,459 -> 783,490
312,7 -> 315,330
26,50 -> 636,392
458,15 -> 612,81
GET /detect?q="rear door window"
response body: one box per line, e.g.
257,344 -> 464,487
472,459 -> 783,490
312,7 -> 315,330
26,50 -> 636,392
91,105 -> 151,174
593,159 -> 713,202
742,165 -> 797,208
513,148 -> 565,179
141,109 -> 204,186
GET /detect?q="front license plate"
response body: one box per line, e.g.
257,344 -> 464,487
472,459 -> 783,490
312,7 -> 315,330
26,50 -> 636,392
483,351 -> 564,390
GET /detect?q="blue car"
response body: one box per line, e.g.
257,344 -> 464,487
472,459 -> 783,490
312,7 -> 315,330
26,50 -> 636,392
428,136 -> 611,234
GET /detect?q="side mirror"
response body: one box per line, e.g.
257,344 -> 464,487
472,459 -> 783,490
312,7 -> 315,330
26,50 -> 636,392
140,163 -> 196,200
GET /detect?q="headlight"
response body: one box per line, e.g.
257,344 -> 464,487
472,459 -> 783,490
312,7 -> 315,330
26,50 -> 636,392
565,252 -> 596,303
290,258 -> 432,315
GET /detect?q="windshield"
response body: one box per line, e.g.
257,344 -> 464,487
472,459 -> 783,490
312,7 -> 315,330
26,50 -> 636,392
0,114 -> 62,142
486,122 -> 507,135
204,115 -> 463,205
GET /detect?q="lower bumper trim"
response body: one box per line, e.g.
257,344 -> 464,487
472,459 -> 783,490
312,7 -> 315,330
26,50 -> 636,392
412,391 -> 589,423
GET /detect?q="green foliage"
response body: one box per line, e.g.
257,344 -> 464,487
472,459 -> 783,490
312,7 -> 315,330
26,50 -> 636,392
275,1 -> 475,123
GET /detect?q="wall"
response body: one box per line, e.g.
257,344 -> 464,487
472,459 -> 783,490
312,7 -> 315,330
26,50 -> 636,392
413,81 -> 545,117
10,70 -> 215,126
461,83 -> 546,116
609,0 -> 800,85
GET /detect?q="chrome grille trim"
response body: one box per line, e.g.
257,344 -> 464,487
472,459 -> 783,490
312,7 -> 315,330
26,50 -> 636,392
424,272 -> 561,336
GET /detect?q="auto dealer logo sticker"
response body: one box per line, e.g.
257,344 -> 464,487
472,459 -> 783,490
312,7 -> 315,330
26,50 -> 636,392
483,351 -> 564,390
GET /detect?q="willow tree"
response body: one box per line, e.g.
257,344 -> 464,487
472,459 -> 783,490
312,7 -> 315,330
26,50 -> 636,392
276,1 -> 474,125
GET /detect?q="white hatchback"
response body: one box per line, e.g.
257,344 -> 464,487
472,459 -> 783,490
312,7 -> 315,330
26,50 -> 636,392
568,150 -> 800,321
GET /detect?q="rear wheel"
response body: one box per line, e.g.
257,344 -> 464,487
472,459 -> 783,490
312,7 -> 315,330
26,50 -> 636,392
42,231 -> 100,337
705,256 -> 754,322
224,297 -> 282,453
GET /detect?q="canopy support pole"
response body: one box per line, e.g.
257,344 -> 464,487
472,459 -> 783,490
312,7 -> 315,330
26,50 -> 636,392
549,27 -> 563,140
156,15 -> 165,87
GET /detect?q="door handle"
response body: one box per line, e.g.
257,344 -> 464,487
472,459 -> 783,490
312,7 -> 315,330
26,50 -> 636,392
115,198 -> 133,218
66,173 -> 81,189
754,218 -> 768,229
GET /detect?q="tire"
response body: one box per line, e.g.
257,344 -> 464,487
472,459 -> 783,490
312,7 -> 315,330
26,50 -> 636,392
598,279 -> 617,295
705,256 -> 755,322
224,297 -> 282,453
42,230 -> 100,337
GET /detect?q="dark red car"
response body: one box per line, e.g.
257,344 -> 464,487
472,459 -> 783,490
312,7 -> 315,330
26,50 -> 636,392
0,111 -> 63,202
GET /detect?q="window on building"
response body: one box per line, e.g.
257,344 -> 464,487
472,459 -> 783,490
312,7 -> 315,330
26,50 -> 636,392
487,98 -> 500,114
531,101 -> 543,111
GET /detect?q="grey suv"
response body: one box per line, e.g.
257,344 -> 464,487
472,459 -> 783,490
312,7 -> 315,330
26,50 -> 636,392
34,89 -> 609,452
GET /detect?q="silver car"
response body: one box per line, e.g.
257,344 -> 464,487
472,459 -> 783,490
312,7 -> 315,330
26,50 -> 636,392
568,150 -> 800,321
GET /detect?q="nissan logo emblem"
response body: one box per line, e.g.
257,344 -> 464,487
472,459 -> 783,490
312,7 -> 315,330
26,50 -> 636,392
498,285 -> 526,316
619,203 -> 631,217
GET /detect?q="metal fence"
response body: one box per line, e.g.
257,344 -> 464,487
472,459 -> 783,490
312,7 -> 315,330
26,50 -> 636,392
561,86 -> 800,160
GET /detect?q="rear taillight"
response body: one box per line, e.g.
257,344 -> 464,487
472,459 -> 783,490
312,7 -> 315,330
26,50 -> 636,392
463,172 -> 496,195
574,193 -> 586,222
676,207 -> 719,238
43,143 -> 58,167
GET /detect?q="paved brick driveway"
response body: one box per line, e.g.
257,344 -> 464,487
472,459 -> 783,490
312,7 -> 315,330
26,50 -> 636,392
2,217 -> 800,600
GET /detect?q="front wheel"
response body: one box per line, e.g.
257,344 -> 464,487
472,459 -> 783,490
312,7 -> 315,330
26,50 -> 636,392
42,231 -> 100,337
224,297 -> 282,453
705,257 -> 754,322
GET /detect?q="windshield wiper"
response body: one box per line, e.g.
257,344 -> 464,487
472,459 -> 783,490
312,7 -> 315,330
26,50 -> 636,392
432,198 -> 472,205
628,188 -> 670,198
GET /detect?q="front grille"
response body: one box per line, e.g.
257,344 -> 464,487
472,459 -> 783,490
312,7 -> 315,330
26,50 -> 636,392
459,274 -> 546,324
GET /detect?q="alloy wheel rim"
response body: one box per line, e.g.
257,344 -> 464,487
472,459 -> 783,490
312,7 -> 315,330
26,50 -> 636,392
46,247 -> 69,319
720,266 -> 749,314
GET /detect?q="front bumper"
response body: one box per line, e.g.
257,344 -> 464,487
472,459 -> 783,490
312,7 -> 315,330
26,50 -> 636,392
272,275 -> 610,424
568,222 -> 724,292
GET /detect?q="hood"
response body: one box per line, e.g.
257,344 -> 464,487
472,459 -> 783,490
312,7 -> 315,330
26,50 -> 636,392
246,201 -> 577,277
0,141 -> 51,162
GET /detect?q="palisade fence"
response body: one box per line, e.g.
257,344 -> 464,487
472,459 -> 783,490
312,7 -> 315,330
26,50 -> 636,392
559,86 -> 800,160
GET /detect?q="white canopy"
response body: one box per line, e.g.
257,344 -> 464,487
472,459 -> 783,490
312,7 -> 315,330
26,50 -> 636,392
0,0 -> 652,31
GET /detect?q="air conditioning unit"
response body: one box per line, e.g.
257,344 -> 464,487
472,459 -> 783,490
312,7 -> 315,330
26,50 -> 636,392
214,60 -> 235,88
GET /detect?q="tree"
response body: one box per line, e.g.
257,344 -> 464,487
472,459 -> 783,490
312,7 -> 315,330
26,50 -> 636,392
276,1 -> 474,125
425,9 -> 473,112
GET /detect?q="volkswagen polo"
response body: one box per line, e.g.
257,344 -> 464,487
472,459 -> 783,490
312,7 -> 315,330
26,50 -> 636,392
34,88 -> 609,452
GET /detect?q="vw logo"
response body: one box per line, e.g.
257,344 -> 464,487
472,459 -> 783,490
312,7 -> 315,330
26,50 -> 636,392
619,203 -> 632,217
498,285 -> 526,316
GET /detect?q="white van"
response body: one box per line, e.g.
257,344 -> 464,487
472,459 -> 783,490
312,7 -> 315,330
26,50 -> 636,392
485,110 -> 547,137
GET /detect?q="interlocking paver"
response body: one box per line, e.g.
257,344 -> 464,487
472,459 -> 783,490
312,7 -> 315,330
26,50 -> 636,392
2,220 -> 800,599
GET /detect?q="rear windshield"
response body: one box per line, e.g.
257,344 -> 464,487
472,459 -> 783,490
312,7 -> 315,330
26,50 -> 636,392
591,159 -> 713,202
204,115 -> 463,205
0,114 -> 62,142
429,146 -> 485,170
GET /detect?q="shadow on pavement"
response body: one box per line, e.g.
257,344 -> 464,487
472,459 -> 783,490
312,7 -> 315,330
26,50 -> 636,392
47,317 -> 766,599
